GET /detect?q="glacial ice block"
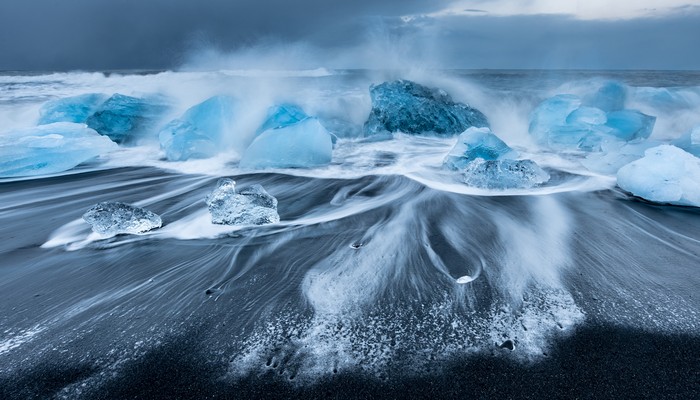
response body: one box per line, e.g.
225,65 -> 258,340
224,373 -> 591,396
443,127 -> 518,171
158,95 -> 237,161
444,127 -> 549,189
363,80 -> 489,137
584,81 -> 627,112
605,110 -> 655,141
672,126 -> 700,157
617,145 -> 700,207
205,178 -> 280,225
38,93 -> 108,125
528,95 -> 582,145
87,94 -> 167,144
0,122 -> 118,178
257,104 -> 308,134
83,202 -> 162,236
240,118 -> 332,169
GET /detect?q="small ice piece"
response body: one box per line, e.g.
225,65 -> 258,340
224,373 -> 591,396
87,94 -> 167,144
460,159 -> 550,189
240,118 -> 332,169
605,110 -> 655,141
205,178 -> 280,225
617,145 -> 700,207
257,104 -> 308,134
444,127 -> 518,170
83,202 -> 162,236
0,122 -> 118,178
364,79 -> 489,137
583,81 -> 627,112
38,93 -> 108,125
672,126 -> 700,157
456,275 -> 476,284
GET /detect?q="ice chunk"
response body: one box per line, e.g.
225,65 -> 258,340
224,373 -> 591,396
444,127 -> 518,170
38,93 -> 108,125
529,95 -> 582,145
566,107 -> 607,125
584,81 -> 627,112
672,126 -> 700,157
205,178 -> 280,225
617,145 -> 700,207
83,202 -> 162,236
87,94 -> 167,144
444,127 -> 549,189
158,96 -> 237,161
257,104 -> 308,133
633,87 -> 691,111
0,122 -> 118,178
605,110 -> 655,141
364,80 -> 489,137
240,118 -> 332,169
458,159 -> 550,189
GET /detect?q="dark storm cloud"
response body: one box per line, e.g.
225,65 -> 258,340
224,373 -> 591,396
0,0 -> 699,71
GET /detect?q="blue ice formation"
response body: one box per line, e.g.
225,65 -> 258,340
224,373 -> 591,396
240,117 -> 333,169
158,95 -> 237,161
205,178 -> 280,225
86,94 -> 167,144
634,87 -> 692,111
444,127 -> 549,189
0,122 -> 118,178
364,80 -> 489,137
38,93 -> 108,125
529,94 -> 655,150
83,202 -> 162,236
672,126 -> 700,157
583,81 -> 627,112
617,145 -> 700,207
257,104 -> 308,133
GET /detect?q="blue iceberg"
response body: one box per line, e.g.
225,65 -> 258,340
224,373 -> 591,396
83,202 -> 162,236
617,145 -> 700,207
240,117 -> 333,169
0,122 -> 118,178
530,94 -> 655,151
583,81 -> 627,112
87,94 -> 167,144
38,93 -> 108,125
158,95 -> 237,161
444,127 -> 549,189
364,80 -> 489,137
206,179 -> 280,225
257,104 -> 308,133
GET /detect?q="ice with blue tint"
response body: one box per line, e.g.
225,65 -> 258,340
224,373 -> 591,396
530,93 -> 655,151
583,81 -> 627,112
83,202 -> 162,236
672,126 -> 700,157
444,127 -> 549,189
86,94 -> 167,144
38,93 -> 108,125
634,87 -> 692,111
364,80 -> 489,137
206,178 -> 280,225
240,117 -> 333,169
443,127 -> 518,170
0,122 -> 118,178
617,145 -> 700,207
158,95 -> 237,161
257,104 -> 308,134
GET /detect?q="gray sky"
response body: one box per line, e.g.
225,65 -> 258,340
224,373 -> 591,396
1,0 -> 699,71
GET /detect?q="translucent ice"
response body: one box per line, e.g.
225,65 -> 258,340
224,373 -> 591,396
257,104 -> 308,134
530,94 -> 655,150
83,202 -> 162,236
444,127 -> 549,189
38,93 -> 108,125
205,178 -> 280,225
158,96 -> 237,161
364,80 -> 489,137
617,145 -> 700,207
443,127 -> 518,171
87,94 -> 167,144
459,159 -> 551,189
583,81 -> 627,112
672,126 -> 700,157
240,117 -> 332,169
0,122 -> 118,178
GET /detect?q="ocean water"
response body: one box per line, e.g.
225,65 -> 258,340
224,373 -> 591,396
1,69 -> 699,398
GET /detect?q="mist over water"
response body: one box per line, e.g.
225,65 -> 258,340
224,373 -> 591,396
1,64 -> 700,397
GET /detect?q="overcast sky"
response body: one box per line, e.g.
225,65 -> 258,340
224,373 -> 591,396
1,0 -> 699,71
